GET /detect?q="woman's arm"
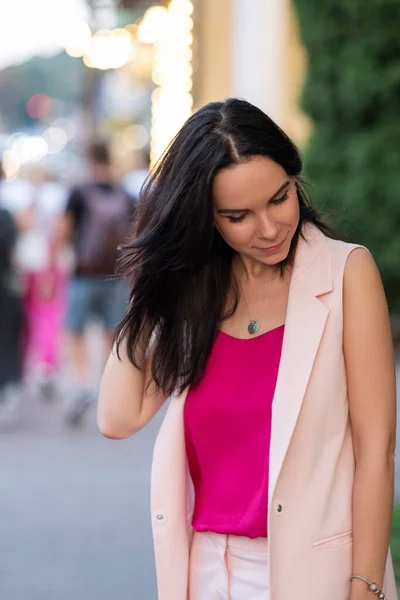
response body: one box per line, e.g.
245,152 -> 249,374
343,248 -> 397,600
97,339 -> 167,439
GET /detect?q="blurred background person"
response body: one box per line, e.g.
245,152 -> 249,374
21,168 -> 71,400
0,160 -> 23,422
62,141 -> 134,426
123,148 -> 150,199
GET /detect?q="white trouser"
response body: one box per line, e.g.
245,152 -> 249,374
189,531 -> 270,600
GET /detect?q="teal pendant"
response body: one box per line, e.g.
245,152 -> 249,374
248,320 -> 260,335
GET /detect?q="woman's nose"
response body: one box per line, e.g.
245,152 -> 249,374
256,214 -> 279,240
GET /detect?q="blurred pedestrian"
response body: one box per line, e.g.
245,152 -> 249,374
123,148 -> 150,198
98,99 -> 397,600
0,161 -> 23,421
63,141 -> 134,426
21,169 -> 71,399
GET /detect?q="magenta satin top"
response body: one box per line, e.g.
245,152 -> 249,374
184,324 -> 284,539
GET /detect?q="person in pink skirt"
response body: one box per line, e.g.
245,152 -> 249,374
19,172 -> 71,398
23,238 -> 70,397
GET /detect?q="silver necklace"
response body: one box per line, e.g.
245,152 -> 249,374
240,275 -> 276,335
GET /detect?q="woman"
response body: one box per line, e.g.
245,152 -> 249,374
97,99 -> 397,600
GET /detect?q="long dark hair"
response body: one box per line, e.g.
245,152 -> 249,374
115,98 -> 334,396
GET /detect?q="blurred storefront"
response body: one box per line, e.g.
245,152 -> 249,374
0,0 -> 311,180
124,0 -> 311,164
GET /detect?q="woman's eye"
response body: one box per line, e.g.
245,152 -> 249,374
271,191 -> 289,206
228,214 -> 246,223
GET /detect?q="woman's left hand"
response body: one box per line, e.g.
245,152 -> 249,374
349,578 -> 382,600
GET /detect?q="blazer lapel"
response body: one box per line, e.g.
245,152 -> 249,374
268,225 -> 333,517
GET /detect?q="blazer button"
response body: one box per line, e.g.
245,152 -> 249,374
154,511 -> 167,524
275,503 -> 284,515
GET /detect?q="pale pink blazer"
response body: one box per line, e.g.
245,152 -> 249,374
150,224 -> 397,600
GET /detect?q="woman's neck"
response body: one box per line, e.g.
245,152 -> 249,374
233,252 -> 282,284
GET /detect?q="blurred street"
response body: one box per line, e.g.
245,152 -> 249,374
0,335 -> 166,600
0,346 -> 399,599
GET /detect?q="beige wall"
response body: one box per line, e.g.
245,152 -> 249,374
283,3 -> 312,147
193,0 -> 232,109
193,0 -> 311,147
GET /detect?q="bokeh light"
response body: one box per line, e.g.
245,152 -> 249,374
43,127 -> 69,154
26,94 -> 52,119
65,22 -> 92,58
54,17 -> 92,57
84,29 -> 134,70
150,0 -> 194,164
120,124 -> 150,151
137,6 -> 169,45
11,135 -> 48,163
2,150 -> 20,180
52,118 -> 76,141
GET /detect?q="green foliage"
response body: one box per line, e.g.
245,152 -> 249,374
293,0 -> 400,312
391,505 -> 400,584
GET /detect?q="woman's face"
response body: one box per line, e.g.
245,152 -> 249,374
213,155 -> 300,267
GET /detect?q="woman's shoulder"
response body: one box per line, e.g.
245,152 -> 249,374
324,233 -> 370,261
304,226 -> 381,298
324,234 -> 377,286
299,223 -> 374,279
301,223 -> 369,261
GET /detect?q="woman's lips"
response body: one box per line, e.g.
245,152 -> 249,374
254,237 -> 285,254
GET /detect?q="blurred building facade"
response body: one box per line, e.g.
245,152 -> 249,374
127,0 -> 312,163
193,0 -> 311,147
0,0 -> 311,181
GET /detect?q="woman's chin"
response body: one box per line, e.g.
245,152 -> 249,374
256,247 -> 290,266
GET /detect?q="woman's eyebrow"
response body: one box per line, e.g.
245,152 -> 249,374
217,180 -> 290,214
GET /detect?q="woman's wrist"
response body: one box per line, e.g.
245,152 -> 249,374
350,576 -> 385,600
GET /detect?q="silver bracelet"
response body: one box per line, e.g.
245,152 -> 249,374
350,575 -> 386,599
